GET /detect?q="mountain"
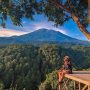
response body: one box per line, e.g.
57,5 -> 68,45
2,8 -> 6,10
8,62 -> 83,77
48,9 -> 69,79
0,28 -> 90,45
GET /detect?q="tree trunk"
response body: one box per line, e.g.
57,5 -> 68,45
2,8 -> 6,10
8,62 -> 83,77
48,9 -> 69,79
71,13 -> 90,40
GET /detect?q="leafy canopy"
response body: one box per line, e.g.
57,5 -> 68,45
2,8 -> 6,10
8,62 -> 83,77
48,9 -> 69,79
0,0 -> 42,27
0,0 -> 88,27
43,0 -> 88,27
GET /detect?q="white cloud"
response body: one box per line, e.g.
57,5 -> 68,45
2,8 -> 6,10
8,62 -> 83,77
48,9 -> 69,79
0,28 -> 28,37
22,21 -> 27,24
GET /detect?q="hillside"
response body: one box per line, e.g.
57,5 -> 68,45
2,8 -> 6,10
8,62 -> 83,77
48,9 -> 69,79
0,44 -> 90,90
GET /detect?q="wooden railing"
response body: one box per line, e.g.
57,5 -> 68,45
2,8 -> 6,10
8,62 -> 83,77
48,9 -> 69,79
58,71 -> 90,90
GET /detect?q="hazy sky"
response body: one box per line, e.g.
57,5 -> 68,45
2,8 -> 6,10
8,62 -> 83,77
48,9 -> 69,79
0,14 -> 90,41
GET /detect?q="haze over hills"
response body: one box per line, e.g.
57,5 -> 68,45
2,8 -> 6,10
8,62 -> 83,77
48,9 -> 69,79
0,28 -> 90,45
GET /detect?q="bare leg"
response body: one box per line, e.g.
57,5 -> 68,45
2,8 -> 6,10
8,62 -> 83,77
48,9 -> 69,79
59,71 -> 65,82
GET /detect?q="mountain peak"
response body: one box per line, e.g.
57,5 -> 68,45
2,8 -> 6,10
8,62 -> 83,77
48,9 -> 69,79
19,28 -> 77,42
38,28 -> 49,31
34,28 -> 64,36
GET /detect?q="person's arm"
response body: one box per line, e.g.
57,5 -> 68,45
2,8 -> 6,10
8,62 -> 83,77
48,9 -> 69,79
60,65 -> 65,71
68,61 -> 71,65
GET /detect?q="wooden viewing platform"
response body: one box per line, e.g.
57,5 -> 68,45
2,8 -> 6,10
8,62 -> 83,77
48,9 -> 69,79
58,71 -> 90,90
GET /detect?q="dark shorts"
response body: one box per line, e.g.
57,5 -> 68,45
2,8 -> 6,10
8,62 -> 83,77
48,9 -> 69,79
62,70 -> 72,74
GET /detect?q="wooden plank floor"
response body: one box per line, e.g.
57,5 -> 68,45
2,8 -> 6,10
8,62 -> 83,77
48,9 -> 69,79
65,71 -> 90,85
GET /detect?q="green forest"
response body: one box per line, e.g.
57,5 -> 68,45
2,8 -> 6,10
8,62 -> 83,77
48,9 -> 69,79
0,44 -> 90,90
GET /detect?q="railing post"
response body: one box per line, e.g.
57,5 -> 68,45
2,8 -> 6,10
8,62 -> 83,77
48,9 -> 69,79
59,83 -> 62,90
74,81 -> 76,90
88,86 -> 90,90
78,82 -> 81,90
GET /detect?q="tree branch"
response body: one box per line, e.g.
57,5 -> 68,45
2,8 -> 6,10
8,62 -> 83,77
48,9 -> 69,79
55,0 -> 90,40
